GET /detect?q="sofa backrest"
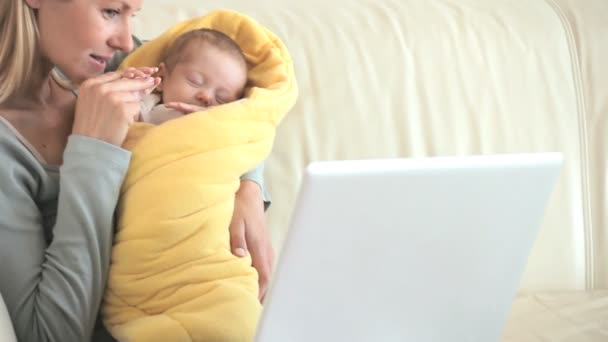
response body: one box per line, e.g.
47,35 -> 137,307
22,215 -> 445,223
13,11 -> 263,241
549,0 -> 608,289
0,293 -> 16,342
132,0 -> 607,290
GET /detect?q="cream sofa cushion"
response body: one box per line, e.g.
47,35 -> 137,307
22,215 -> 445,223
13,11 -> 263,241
504,291 -> 608,341
0,293 -> 16,342
131,2 -> 608,340
134,0 -> 598,291
549,0 -> 608,289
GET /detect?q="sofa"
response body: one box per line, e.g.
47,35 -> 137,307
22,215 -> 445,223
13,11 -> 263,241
1,0 -> 606,340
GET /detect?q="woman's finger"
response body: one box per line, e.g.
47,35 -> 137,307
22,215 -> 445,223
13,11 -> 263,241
109,89 -> 149,103
126,66 -> 157,74
123,67 -> 158,78
124,67 -> 157,79
249,239 -> 273,302
106,76 -> 160,93
123,71 -> 142,79
82,71 -> 124,86
136,66 -> 158,75
229,219 -> 248,258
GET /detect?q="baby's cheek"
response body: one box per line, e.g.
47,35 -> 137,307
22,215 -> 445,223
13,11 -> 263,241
165,85 -> 192,104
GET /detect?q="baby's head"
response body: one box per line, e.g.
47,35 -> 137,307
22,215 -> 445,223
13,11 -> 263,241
157,28 -> 248,108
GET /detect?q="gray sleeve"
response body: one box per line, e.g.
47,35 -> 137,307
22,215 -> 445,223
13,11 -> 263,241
0,135 -> 130,342
241,162 -> 271,210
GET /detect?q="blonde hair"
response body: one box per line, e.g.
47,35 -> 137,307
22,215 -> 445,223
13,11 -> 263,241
0,0 -> 42,106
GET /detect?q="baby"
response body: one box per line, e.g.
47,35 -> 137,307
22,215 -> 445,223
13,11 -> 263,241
105,28 -> 263,342
140,28 -> 248,124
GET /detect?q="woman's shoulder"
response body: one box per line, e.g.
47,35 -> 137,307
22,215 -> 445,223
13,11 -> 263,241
0,112 -> 24,147
0,113 -> 48,175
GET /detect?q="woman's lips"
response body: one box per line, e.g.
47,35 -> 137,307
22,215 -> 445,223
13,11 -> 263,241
89,54 -> 109,71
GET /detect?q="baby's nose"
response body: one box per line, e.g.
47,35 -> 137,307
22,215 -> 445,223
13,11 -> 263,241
196,89 -> 213,107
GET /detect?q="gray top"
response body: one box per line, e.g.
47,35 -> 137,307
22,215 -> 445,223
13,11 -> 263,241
0,118 -> 130,342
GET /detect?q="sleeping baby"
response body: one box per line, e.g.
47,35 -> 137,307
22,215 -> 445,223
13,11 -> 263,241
103,27 -> 263,342
139,28 -> 248,124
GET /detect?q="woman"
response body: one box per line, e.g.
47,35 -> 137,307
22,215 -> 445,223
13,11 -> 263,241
0,1 -> 274,341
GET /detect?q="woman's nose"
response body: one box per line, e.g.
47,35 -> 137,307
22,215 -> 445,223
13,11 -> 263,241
108,23 -> 134,52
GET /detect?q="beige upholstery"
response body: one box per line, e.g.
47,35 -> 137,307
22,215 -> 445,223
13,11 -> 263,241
549,0 -> 608,289
132,0 -> 607,292
503,291 -> 608,341
128,1 -> 608,340
1,0 -> 606,340
0,293 -> 16,342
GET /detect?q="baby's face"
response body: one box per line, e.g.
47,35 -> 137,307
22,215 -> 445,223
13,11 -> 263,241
159,42 -> 247,108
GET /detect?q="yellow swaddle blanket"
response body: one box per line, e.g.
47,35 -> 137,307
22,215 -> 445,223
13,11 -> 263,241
102,10 -> 297,342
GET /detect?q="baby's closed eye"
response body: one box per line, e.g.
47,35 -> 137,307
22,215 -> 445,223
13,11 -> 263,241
186,73 -> 204,86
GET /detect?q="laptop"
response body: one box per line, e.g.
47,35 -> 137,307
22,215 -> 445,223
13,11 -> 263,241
254,153 -> 563,342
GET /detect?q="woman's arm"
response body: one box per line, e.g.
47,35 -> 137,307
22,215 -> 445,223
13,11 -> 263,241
0,134 -> 130,342
232,162 -> 274,301
241,162 -> 271,209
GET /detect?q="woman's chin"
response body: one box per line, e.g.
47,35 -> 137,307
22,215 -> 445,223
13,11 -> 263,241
67,65 -> 106,85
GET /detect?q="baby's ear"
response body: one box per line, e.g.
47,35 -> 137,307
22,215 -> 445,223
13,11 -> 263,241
157,63 -> 167,76
155,63 -> 167,91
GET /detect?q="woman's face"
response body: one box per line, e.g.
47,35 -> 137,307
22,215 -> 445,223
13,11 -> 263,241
28,0 -> 143,84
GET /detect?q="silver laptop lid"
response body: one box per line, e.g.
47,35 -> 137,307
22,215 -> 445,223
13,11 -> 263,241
256,153 -> 562,342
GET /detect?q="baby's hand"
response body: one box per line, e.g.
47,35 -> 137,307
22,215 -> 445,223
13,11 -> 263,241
164,102 -> 209,114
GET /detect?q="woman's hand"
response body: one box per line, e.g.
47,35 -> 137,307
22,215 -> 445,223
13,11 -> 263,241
229,180 -> 275,302
72,69 -> 160,146
122,66 -> 158,79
